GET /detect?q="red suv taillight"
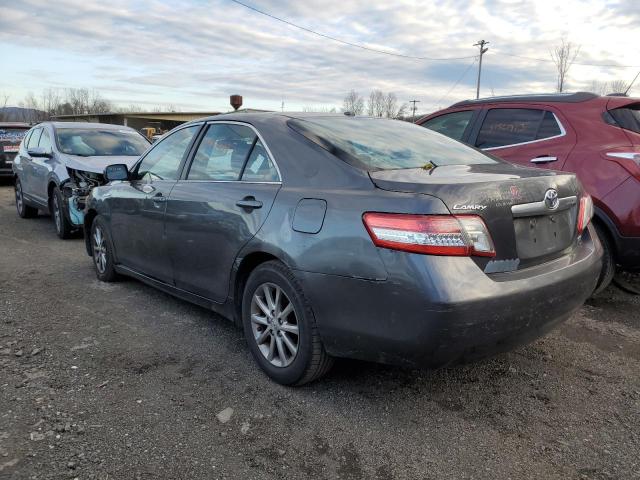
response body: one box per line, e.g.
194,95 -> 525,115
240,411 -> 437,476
605,149 -> 640,180
577,194 -> 594,234
362,213 -> 496,257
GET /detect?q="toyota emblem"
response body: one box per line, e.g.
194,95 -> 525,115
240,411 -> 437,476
544,189 -> 559,210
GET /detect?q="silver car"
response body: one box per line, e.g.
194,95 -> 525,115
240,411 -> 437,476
12,122 -> 150,239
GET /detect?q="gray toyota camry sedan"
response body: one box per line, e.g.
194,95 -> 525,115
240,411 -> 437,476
84,113 -> 602,385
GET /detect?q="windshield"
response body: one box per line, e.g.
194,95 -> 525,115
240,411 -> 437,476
288,116 -> 497,171
0,127 -> 29,154
56,128 -> 150,156
609,104 -> 640,134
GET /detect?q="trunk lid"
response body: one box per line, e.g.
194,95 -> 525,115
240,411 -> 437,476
369,163 -> 581,271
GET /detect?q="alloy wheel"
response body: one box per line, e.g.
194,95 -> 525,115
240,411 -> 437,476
250,282 -> 299,367
93,226 -> 108,274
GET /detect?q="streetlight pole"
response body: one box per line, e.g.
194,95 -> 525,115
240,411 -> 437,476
474,40 -> 489,99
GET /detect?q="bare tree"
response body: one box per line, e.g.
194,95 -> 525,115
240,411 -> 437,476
590,79 -> 630,96
550,39 -> 581,92
0,92 -> 9,121
608,79 -> 628,94
382,93 -> 408,119
301,105 -> 337,113
367,90 -> 386,117
342,90 -> 364,115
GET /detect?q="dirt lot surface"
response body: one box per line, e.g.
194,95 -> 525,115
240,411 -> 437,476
0,183 -> 639,480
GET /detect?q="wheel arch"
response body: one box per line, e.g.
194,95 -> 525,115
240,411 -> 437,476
83,209 -> 98,256
231,250 -> 285,326
592,206 -> 619,259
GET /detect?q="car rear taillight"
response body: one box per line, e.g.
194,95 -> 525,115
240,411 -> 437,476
605,150 -> 640,180
362,213 -> 495,257
577,195 -> 594,234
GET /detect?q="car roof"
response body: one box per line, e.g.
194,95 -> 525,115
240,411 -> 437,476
184,111 -> 394,126
450,91 -> 599,108
39,121 -> 140,131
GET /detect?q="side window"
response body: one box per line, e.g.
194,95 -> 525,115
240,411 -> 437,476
536,111 -> 562,139
187,124 -> 256,181
27,129 -> 42,149
241,140 -> 279,182
137,126 -> 199,181
22,130 -> 33,149
422,110 -> 474,141
476,108 -> 546,148
38,129 -> 53,151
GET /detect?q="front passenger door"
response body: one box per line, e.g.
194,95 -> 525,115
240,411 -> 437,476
108,124 -> 201,282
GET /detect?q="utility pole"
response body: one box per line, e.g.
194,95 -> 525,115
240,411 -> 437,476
473,40 -> 489,99
409,99 -> 420,122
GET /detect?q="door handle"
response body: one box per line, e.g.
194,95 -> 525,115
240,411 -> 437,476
236,196 -> 263,210
530,155 -> 558,164
152,193 -> 167,203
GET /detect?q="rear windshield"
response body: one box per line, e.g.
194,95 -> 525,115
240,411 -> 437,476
55,128 -> 150,156
609,104 -> 640,134
0,127 -> 29,153
288,117 -> 497,171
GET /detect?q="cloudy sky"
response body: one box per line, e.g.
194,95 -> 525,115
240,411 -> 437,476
1,0 -> 638,114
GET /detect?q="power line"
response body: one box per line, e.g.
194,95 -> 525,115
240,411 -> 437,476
228,0 -> 476,62
230,1 -> 640,69
433,58 -> 477,108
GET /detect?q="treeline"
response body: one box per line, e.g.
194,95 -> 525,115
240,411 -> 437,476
342,90 -> 407,119
0,88 -> 180,123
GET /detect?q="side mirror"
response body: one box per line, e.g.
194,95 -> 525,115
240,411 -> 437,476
28,147 -> 52,158
104,164 -> 129,182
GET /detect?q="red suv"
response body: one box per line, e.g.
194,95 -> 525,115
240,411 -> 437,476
418,92 -> 640,293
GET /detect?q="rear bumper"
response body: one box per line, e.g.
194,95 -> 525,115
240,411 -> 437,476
295,224 -> 602,367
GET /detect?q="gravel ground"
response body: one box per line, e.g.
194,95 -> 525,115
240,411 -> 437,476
0,182 -> 639,480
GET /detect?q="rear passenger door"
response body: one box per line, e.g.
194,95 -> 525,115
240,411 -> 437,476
472,107 -> 576,170
165,122 -> 281,303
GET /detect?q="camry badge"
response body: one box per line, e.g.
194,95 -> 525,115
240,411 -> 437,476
452,204 -> 487,211
544,189 -> 559,210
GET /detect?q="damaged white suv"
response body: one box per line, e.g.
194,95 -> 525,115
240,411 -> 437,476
13,122 -> 150,239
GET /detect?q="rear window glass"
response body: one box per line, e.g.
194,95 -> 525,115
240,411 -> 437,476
476,109 -> 541,148
288,117 -> 497,171
56,128 -> 149,156
609,104 -> 640,134
421,110 -> 474,141
536,111 -> 562,139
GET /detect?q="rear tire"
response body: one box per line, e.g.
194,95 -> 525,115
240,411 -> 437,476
90,216 -> 118,282
242,260 -> 333,386
14,178 -> 38,218
51,186 -> 74,240
593,223 -> 615,295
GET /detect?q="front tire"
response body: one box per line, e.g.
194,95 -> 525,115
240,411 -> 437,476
242,260 -> 333,386
51,186 -> 74,240
90,216 -> 118,282
14,178 -> 38,218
